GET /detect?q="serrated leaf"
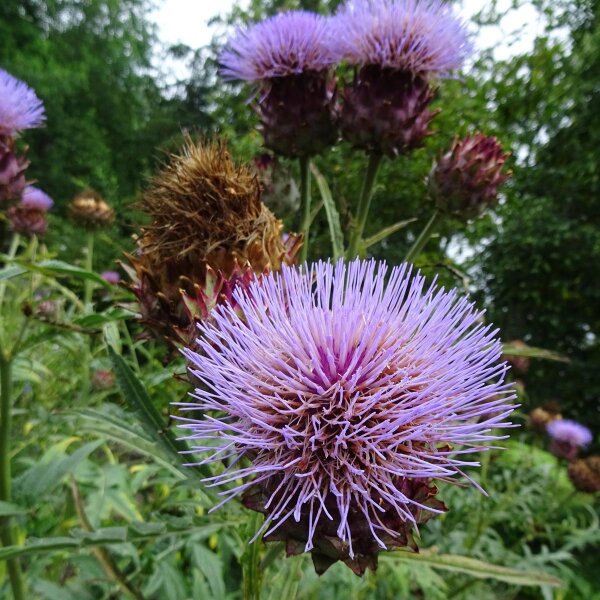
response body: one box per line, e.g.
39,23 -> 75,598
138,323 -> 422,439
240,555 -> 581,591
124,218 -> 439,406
311,163 -> 344,260
382,551 -> 562,588
106,345 -> 212,482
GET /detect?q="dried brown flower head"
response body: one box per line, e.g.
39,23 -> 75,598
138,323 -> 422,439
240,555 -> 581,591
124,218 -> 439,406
69,188 -> 115,229
125,138 -> 301,347
568,457 -> 600,494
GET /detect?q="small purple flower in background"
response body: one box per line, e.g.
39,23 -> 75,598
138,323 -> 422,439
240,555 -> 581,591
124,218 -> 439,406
101,270 -> 121,285
0,68 -> 45,137
332,0 -> 471,156
7,185 -> 53,236
547,419 -> 593,461
177,259 -> 515,574
220,11 -> 338,157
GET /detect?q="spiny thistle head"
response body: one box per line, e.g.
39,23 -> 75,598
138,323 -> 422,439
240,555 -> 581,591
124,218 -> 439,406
547,419 -> 593,460
0,69 -> 45,137
220,12 -> 338,157
568,457 -> 600,494
7,186 -> 53,236
69,188 -> 115,229
331,0 -> 471,76
428,134 -> 511,219
177,259 -> 516,575
220,11 -> 336,81
333,0 -> 470,155
125,138 -> 301,348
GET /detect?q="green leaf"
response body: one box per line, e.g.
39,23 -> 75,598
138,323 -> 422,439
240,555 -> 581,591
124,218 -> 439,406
192,545 -> 226,600
15,259 -> 111,288
73,308 -> 132,328
70,408 -> 185,479
381,551 -> 562,588
106,345 -> 212,481
0,501 -> 28,517
311,163 -> 344,260
502,342 -> 569,363
364,219 -> 417,249
0,522 -> 233,561
0,265 -> 27,281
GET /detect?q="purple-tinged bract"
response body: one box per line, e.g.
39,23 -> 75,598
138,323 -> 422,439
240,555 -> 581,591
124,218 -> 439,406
332,0 -> 471,76
20,186 -> 53,211
0,69 -> 45,137
220,11 -> 336,81
177,259 -> 516,574
547,419 -> 592,460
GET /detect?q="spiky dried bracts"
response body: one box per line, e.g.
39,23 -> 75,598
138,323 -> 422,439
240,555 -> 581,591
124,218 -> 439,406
124,138 -> 301,348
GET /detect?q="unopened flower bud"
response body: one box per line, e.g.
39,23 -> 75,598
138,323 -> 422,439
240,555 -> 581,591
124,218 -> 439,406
0,138 -> 29,205
428,134 -> 511,219
7,185 -> 53,236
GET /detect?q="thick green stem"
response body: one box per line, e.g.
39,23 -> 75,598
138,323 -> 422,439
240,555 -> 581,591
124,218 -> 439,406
0,234 -> 21,311
83,231 -> 95,310
242,512 -> 263,600
299,156 -> 312,263
404,210 -> 442,264
347,152 -> 383,259
0,355 -> 25,600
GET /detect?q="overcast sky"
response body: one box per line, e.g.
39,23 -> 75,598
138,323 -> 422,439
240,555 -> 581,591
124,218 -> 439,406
150,0 -> 546,80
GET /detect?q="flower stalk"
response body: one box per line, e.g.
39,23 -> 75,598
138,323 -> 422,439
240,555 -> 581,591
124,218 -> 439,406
347,152 -> 383,258
0,350 -> 25,600
405,209 -> 441,263
299,156 -> 311,263
83,231 -> 95,310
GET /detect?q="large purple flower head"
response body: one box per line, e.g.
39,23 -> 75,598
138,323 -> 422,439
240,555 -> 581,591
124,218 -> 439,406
547,419 -> 593,460
220,11 -> 338,157
177,259 -> 515,574
0,69 -> 45,137
332,0 -> 471,76
220,11 -> 336,81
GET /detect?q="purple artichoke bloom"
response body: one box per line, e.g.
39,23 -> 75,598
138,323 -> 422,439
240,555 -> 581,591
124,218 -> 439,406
332,0 -> 471,77
547,419 -> 592,460
177,259 -> 515,573
219,11 -> 338,157
20,186 -> 53,211
0,69 -> 45,137
100,270 -> 121,285
220,11 -> 336,82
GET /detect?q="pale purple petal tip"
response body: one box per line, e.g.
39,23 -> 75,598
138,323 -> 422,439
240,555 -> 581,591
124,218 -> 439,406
332,0 -> 472,75
20,186 -> 53,211
547,419 -> 593,447
0,69 -> 46,136
220,11 -> 338,81
101,270 -> 121,285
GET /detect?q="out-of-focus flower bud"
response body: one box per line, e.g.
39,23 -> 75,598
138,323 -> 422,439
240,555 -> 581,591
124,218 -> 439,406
428,134 -> 511,219
7,185 -> 53,236
568,456 -> 600,493
69,188 -> 115,229
253,154 -> 300,216
0,137 -> 29,206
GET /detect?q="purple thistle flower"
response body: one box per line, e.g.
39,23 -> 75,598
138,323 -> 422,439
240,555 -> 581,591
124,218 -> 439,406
177,259 -> 515,573
20,186 -> 53,211
220,11 -> 336,81
0,69 -> 45,137
547,419 -> 592,460
100,270 -> 121,285
332,0 -> 471,77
